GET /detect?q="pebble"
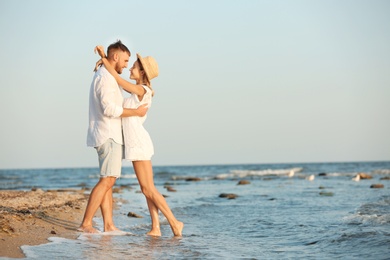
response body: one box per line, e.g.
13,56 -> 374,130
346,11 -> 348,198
185,177 -> 202,182
112,187 -> 123,193
127,212 -> 143,218
319,192 -> 334,196
219,193 -> 238,199
370,184 -> 384,189
358,173 -> 373,179
166,186 -> 177,192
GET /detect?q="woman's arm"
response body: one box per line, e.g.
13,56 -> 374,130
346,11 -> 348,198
94,46 -> 145,97
101,58 -> 145,97
93,59 -> 103,72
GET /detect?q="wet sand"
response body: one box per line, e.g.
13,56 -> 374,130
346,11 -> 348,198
0,189 -> 89,258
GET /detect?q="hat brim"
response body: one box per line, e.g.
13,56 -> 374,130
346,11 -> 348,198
136,53 -> 158,81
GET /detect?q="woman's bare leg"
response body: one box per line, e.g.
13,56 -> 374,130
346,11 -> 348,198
133,161 -> 183,236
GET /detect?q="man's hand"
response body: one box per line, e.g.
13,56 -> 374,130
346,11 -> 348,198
94,45 -> 106,58
121,104 -> 149,118
135,104 -> 148,117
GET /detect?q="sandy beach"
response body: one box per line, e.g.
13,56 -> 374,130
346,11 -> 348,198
0,189 -> 89,258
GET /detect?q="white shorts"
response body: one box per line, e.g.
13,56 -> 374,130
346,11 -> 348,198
96,139 -> 122,178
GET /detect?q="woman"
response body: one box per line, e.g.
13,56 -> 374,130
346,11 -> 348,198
94,46 -> 183,237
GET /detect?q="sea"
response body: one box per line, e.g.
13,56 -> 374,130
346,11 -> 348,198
1,161 -> 390,259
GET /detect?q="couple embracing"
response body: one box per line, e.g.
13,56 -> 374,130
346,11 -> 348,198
79,40 -> 183,237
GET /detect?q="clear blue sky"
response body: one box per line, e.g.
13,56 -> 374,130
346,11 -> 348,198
1,0 -> 389,169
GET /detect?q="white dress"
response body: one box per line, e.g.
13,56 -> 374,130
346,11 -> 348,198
122,85 -> 154,161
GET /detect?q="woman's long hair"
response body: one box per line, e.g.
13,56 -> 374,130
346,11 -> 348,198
138,59 -> 154,96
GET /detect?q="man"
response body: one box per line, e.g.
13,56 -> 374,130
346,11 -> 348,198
79,40 -> 147,233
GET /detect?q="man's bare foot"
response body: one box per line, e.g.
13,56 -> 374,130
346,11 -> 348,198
147,227 -> 161,237
77,226 -> 100,233
172,221 -> 184,237
104,225 -> 122,232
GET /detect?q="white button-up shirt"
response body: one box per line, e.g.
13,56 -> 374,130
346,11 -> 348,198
87,66 -> 124,147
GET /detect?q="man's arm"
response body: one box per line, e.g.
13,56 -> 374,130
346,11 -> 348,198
95,73 -> 148,118
121,104 -> 148,118
96,76 -> 124,118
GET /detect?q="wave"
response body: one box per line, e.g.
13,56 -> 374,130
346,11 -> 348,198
170,167 -> 304,181
215,167 -> 303,179
343,196 -> 390,225
372,169 -> 390,175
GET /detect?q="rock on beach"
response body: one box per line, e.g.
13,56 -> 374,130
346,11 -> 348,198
185,177 -> 202,182
219,193 -> 238,199
165,186 -> 177,192
358,173 -> 373,179
370,184 -> 384,189
237,180 -> 251,185
127,212 -> 143,218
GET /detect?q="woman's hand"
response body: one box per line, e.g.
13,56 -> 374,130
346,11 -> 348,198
93,59 -> 103,72
94,45 -> 106,58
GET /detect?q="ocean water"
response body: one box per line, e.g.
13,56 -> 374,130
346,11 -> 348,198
1,161 -> 390,259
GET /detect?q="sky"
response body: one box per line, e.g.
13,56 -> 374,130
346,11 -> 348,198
0,0 -> 389,169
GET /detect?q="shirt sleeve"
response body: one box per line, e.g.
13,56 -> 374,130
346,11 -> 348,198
95,75 -> 123,118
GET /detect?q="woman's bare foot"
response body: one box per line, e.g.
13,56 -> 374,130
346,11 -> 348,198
147,227 -> 161,237
172,221 -> 184,237
77,225 -> 100,233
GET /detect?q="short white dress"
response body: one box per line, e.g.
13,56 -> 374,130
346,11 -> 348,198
122,85 -> 154,161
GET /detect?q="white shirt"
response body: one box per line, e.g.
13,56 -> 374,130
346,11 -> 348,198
86,66 -> 124,147
122,85 -> 154,161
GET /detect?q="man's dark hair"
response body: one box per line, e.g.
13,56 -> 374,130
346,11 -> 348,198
107,40 -> 130,58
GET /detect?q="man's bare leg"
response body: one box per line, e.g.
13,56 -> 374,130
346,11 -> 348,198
146,198 -> 161,236
79,177 -> 116,233
101,185 -> 121,232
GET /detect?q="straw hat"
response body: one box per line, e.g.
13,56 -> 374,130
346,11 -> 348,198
136,53 -> 159,81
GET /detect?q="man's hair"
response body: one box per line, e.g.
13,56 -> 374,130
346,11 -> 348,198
107,40 -> 130,58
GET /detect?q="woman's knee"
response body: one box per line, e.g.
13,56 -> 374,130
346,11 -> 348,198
141,186 -> 156,199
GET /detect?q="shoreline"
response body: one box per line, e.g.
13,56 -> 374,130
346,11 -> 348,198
0,189 -> 89,258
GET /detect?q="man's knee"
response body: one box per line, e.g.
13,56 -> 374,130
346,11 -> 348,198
98,177 -> 117,189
